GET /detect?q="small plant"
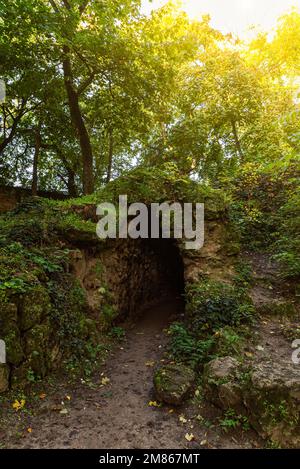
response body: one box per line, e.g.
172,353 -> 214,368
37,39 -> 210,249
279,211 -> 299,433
168,322 -> 214,368
26,368 -> 37,383
101,304 -> 118,329
219,409 -> 250,432
109,326 -> 125,340
234,261 -> 253,289
214,326 -> 243,357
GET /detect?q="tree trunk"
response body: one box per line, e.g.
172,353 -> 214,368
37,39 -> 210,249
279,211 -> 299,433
106,128 -> 114,184
67,167 -> 78,197
231,118 -> 244,160
32,126 -> 41,196
0,105 -> 25,154
62,46 -> 94,195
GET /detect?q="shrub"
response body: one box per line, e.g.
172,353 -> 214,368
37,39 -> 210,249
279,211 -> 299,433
185,280 -> 255,333
168,322 -> 215,369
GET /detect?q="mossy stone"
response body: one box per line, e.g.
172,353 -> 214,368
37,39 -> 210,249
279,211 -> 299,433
19,285 -> 51,331
4,325 -> 24,365
154,364 -> 195,405
24,323 -> 51,377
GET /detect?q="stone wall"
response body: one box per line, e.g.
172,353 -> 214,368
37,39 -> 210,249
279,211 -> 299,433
69,238 -> 184,322
0,185 -> 67,213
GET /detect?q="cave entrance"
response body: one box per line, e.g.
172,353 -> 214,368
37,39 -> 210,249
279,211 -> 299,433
130,237 -> 185,324
147,238 -> 185,298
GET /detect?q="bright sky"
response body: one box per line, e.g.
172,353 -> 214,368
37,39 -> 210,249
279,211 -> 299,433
141,0 -> 300,38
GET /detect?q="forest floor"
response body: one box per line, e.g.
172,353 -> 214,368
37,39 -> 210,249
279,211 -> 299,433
0,296 -> 266,449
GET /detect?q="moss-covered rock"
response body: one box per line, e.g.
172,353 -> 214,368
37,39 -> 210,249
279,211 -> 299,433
203,356 -> 243,411
3,324 -> 24,365
153,364 -> 195,405
24,323 -> 51,377
19,285 -> 51,331
0,302 -> 18,327
10,361 -> 32,388
204,356 -> 300,448
244,360 -> 300,448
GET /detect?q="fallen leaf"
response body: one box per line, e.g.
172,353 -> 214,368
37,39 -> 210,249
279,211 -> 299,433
27,428 -> 32,434
245,352 -> 253,358
12,399 -> 25,411
65,395 -> 71,401
256,345 -> 264,351
145,361 -> 155,367
39,393 -> 46,400
101,377 -> 110,386
194,389 -> 200,397
179,415 -> 187,424
168,409 -> 174,414
59,408 -> 68,415
200,439 -> 207,446
148,401 -> 161,408
196,414 -> 204,423
185,433 -> 195,442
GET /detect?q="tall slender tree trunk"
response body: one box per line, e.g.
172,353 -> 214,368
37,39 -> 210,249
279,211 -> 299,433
231,118 -> 244,160
62,46 -> 94,195
67,167 -> 78,197
106,128 -> 114,184
32,125 -> 41,196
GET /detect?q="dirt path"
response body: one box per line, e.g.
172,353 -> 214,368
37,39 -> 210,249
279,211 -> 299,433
1,297 -> 263,449
8,298 -> 193,449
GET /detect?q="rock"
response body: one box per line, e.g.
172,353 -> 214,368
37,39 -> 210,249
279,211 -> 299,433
0,364 -> 9,393
3,324 -> 24,365
204,356 -> 300,448
153,364 -> 195,405
205,356 -> 239,380
10,360 -> 32,388
244,360 -> 300,448
203,357 -> 243,410
19,285 -> 51,331
24,323 -> 51,377
0,302 -> 18,328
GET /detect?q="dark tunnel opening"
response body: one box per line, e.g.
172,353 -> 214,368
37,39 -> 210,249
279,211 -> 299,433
128,237 -> 185,325
147,238 -> 185,299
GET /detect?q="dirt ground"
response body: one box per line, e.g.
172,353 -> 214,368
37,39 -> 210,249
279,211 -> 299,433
0,296 -> 264,449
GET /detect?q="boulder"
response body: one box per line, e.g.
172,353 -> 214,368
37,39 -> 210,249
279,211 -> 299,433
3,324 -> 24,366
244,360 -> 300,448
19,285 -> 51,331
203,356 -> 243,410
154,364 -> 195,405
204,356 -> 300,448
24,323 -> 51,377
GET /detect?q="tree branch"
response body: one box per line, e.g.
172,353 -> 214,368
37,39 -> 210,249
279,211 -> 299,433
77,72 -> 96,96
49,0 -> 59,13
79,0 -> 89,15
